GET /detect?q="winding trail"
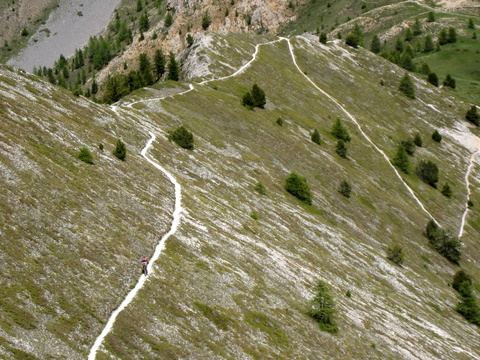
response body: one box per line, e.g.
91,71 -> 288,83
88,133 -> 183,359
88,37 -> 282,359
283,37 -> 437,222
90,35 -> 478,358
459,150 -> 478,238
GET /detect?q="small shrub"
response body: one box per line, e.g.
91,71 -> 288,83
441,183 -> 452,197
432,130 -> 442,142
468,200 -> 474,208
307,280 -> 338,333
338,180 -> 351,198
113,139 -> 127,160
416,160 -> 439,187
167,126 -> 194,150
345,32 -> 360,48
311,128 -> 321,145
254,182 -> 266,195
386,244 -> 404,265
98,143 -> 104,151
276,117 -> 284,126
250,211 -> 259,220
78,146 -> 94,164
186,34 -> 194,46
346,290 -> 352,298
452,271 -> 480,326
242,84 -> 266,110
285,172 -> 312,205
202,12 -> 212,30
319,33 -> 327,44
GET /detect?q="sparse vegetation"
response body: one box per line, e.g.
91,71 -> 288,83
254,182 -> 266,195
432,130 -> 442,142
465,105 -> 479,126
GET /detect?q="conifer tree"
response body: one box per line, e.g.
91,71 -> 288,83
416,160 -> 439,187
91,77 -> 98,94
167,52 -> 179,81
413,133 -> 423,147
438,29 -> 448,45
242,92 -> 254,109
392,144 -> 410,173
427,11 -> 436,22
78,147 -> 94,164
139,11 -> 149,32
448,27 -> 457,43
154,49 -> 165,80
443,74 -> 456,89
420,63 -> 431,75
338,180 -> 351,198
251,83 -> 266,108
468,18 -> 475,29
285,173 -> 312,205
370,35 -> 381,54
399,73 -> 415,99
319,33 -> 328,44
165,12 -> 173,27
441,183 -> 452,197
432,130 -> 442,142
113,139 -> 127,160
405,27 -> 414,41
311,128 -> 321,145
424,34 -> 434,52
139,53 -> 154,86
413,18 -> 422,36
202,12 -> 212,30
465,105 -> 480,126
345,33 -> 360,48
336,140 -> 347,158
427,72 -> 439,87
331,118 -> 351,142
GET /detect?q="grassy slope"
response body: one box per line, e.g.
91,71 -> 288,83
0,67 -> 176,359
90,35 -> 480,359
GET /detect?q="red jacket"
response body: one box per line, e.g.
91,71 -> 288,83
141,258 -> 149,264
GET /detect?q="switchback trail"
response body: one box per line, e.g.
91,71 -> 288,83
88,37 -> 282,359
88,133 -> 183,359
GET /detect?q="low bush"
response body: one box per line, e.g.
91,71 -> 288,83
425,220 -> 461,264
386,244 -> 404,266
338,180 -> 351,198
113,139 -> 127,160
78,146 -> 93,164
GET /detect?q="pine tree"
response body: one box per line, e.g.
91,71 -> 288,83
392,144 -> 410,173
251,83 -> 266,108
136,0 -> 143,12
331,118 -> 351,142
413,18 -> 422,36
138,53 -> 154,86
427,11 -> 436,22
139,11 -> 149,32
420,63 -> 431,75
113,139 -> 127,160
438,29 -> 448,45
468,18 -> 475,29
370,34 -> 381,54
401,139 -> 415,155
338,180 -> 351,198
307,281 -> 338,333
167,52 -> 179,81
432,130 -> 442,142
91,77 -> 98,94
167,126 -> 194,150
285,173 -> 312,205
154,49 -> 165,80
413,133 -> 423,147
165,12 -> 173,27
395,37 -> 404,52
336,140 -> 347,158
427,72 -> 439,87
241,92 -> 254,109
416,160 -> 439,187
443,74 -> 456,89
311,128 -> 321,145
186,34 -> 194,46
345,33 -> 360,48
202,12 -> 212,30
400,53 -> 415,72
447,27 -> 457,43
424,34 -> 434,52
465,105 -> 480,126
319,33 -> 328,44
441,183 -> 452,197
78,147 -> 94,164
399,73 -> 415,99
386,244 -> 404,265
405,27 -> 414,41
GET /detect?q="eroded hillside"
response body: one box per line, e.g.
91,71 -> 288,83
1,32 -> 480,359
